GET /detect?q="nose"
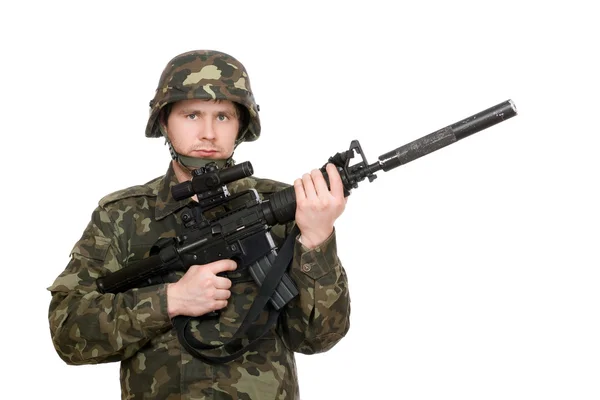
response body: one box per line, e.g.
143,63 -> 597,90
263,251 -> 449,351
199,117 -> 216,140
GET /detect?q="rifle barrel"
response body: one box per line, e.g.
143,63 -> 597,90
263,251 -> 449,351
377,100 -> 517,172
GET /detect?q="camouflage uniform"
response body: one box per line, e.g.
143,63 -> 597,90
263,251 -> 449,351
48,50 -> 351,400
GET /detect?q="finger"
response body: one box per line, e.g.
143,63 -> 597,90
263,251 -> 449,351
214,288 -> 231,300
213,300 -> 228,311
326,163 -> 345,198
209,259 -> 238,274
293,178 -> 306,201
311,168 -> 330,197
214,276 -> 232,290
301,173 -> 317,200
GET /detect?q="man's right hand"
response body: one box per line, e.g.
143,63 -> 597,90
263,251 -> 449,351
166,259 -> 237,318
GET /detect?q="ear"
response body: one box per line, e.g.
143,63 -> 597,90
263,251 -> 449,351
158,119 -> 169,138
159,109 -> 168,126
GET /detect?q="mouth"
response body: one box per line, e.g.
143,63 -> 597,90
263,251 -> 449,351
191,149 -> 218,157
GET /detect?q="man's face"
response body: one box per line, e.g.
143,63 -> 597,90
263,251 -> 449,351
166,99 -> 240,160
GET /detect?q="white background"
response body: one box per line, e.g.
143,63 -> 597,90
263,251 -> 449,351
2,1 -> 599,399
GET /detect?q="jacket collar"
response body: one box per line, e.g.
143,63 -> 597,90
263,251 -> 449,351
155,163 -> 193,220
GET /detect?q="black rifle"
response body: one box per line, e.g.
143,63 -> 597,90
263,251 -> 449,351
96,99 -> 517,361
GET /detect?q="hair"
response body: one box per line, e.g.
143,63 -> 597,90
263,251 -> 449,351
159,100 -> 250,137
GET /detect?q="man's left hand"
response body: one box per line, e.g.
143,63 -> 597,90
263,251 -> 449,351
293,163 -> 347,249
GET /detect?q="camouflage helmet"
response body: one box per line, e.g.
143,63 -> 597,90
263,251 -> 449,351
145,50 -> 261,143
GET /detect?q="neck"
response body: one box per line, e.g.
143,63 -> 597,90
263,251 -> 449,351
172,160 -> 193,183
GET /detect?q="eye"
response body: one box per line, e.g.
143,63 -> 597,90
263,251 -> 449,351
216,114 -> 229,122
187,113 -> 198,120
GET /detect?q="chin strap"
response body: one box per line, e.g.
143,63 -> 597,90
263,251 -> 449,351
177,152 -> 233,170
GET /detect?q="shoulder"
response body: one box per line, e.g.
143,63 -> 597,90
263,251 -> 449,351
253,177 -> 291,195
98,175 -> 163,207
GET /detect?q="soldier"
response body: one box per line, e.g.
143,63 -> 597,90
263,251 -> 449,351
48,50 -> 351,399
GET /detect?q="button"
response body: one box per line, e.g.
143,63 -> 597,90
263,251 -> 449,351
302,264 -> 312,272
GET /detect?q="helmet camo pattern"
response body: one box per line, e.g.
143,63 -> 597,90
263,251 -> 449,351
145,50 -> 260,143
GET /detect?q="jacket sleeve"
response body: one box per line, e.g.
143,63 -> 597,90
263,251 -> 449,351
47,206 -> 172,365
272,223 -> 351,354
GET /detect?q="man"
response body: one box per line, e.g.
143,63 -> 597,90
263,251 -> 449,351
48,50 -> 351,399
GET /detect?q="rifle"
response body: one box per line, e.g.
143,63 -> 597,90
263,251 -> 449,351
96,99 -> 517,362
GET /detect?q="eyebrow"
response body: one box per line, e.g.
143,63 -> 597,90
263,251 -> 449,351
177,107 -> 236,115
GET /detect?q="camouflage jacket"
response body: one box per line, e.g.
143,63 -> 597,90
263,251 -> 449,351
48,163 -> 350,400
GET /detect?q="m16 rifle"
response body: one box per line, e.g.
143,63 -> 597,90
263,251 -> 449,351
96,99 -> 518,362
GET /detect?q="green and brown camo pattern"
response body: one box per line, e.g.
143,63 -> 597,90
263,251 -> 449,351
145,50 -> 261,143
48,163 -> 350,400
